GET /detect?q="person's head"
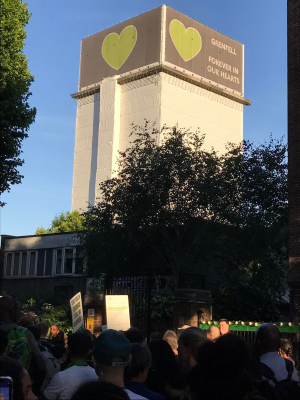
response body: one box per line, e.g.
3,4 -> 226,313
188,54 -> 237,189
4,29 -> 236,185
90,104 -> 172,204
124,328 -> 143,344
178,327 -> 207,369
150,331 -> 163,341
219,319 -> 229,335
27,325 -> 40,343
19,315 -> 33,328
206,326 -> 220,342
163,330 -> 178,351
36,322 -> 49,338
67,332 -> 91,360
148,339 -> 186,390
0,356 -> 36,400
187,334 -> 253,400
52,343 -> 67,362
50,324 -> 60,338
126,344 -> 151,382
279,338 -> 293,359
82,329 -> 94,341
0,328 -> 9,356
71,381 -> 130,400
255,323 -> 281,356
93,329 -> 131,385
0,295 -> 18,322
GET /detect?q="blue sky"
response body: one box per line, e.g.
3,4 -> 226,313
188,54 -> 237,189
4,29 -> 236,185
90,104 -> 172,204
0,0 -> 287,236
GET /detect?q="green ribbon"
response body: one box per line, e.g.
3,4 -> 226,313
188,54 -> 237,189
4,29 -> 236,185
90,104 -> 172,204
66,359 -> 88,369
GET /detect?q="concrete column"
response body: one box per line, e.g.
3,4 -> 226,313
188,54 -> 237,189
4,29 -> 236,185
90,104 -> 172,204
72,92 -> 100,212
94,78 -> 121,203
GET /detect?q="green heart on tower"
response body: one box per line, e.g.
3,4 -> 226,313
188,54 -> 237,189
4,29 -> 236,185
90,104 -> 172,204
169,19 -> 202,62
102,25 -> 137,70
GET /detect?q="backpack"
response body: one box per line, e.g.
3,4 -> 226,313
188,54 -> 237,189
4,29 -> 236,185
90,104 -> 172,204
7,326 -> 31,370
260,359 -> 300,400
40,347 -> 61,392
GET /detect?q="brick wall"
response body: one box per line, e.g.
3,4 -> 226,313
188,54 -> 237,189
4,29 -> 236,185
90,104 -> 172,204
288,0 -> 300,321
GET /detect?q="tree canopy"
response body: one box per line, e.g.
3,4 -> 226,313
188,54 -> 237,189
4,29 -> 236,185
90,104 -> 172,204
81,123 -> 288,320
0,0 -> 36,206
35,211 -> 85,235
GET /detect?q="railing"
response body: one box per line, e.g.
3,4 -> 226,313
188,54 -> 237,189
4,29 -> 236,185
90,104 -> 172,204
200,323 -> 300,368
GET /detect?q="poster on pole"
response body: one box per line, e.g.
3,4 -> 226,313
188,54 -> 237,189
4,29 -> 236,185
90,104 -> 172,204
105,295 -> 130,331
86,317 -> 94,334
70,292 -> 84,332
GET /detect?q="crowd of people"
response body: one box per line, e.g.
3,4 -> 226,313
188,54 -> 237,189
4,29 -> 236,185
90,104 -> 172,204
0,295 -> 299,400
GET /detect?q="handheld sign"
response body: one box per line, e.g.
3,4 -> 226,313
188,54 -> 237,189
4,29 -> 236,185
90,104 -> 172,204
70,292 -> 84,332
105,295 -> 130,331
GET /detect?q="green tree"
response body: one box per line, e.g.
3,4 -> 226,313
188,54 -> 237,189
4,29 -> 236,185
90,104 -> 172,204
81,123 -> 288,320
0,0 -> 36,206
35,211 -> 85,234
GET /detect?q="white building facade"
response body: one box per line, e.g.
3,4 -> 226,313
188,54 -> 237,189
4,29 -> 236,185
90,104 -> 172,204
71,5 -> 250,212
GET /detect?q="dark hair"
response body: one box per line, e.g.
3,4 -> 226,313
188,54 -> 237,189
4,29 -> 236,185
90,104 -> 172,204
36,322 -> 49,337
52,343 -> 67,360
219,319 -> 229,325
150,331 -> 163,341
0,356 -> 25,400
71,381 -> 130,400
82,329 -> 93,340
256,323 -> 281,353
124,328 -> 143,344
178,327 -> 207,357
18,315 -> 33,327
197,333 -> 251,379
51,323 -> 60,329
127,344 -> 151,379
163,330 -> 177,351
280,338 -> 293,357
147,340 -> 185,389
187,334 -> 254,400
27,325 -> 40,342
68,332 -> 91,358
0,328 -> 8,355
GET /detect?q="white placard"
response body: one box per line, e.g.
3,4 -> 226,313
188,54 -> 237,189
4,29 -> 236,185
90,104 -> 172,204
70,292 -> 84,332
105,295 -> 130,331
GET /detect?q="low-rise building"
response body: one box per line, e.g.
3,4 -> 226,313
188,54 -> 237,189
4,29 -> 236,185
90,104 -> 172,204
0,232 -> 86,299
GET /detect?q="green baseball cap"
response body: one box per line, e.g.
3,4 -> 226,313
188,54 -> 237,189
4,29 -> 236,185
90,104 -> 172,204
93,329 -> 131,366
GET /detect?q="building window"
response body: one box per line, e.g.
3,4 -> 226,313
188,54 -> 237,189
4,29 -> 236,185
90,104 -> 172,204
54,248 -> 76,275
13,253 -> 20,276
56,249 -> 63,275
21,252 -> 27,276
6,253 -> 12,276
28,252 -> 37,276
4,248 -> 77,278
64,249 -> 74,274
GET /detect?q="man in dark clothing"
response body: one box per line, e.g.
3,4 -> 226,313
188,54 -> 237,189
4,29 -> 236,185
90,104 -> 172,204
0,295 -> 46,395
36,322 -> 53,352
50,324 -> 65,345
126,344 -> 164,400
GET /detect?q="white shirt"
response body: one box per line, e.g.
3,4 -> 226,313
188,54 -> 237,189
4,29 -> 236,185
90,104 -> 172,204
124,388 -> 148,400
260,352 -> 299,384
44,365 -> 98,400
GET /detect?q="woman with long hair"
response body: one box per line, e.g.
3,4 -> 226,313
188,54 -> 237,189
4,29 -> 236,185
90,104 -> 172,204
146,340 -> 186,400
